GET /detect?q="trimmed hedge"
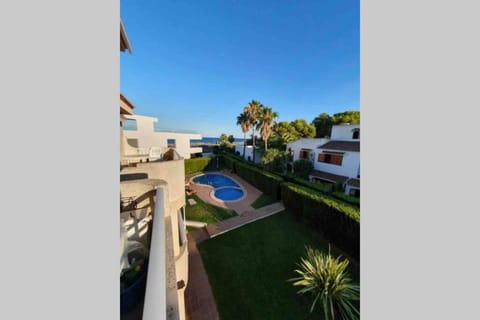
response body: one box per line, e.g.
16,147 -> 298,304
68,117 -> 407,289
280,182 -> 360,260
332,191 -> 360,207
234,161 -> 283,200
185,156 -> 214,175
290,176 -> 334,194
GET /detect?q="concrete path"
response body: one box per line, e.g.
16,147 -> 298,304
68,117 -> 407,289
204,201 -> 285,239
185,229 -> 220,320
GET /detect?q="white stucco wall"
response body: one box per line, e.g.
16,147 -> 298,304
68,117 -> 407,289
234,145 -> 261,163
123,114 -> 202,159
314,150 -> 360,178
330,124 -> 360,141
287,138 -> 329,162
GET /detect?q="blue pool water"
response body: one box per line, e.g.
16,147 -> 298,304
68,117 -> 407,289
193,173 -> 244,201
214,188 -> 244,201
193,173 -> 240,188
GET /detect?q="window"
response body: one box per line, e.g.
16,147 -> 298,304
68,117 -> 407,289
167,138 -> 176,148
318,152 -> 343,165
122,119 -> 137,131
299,150 -> 310,159
352,129 -> 360,139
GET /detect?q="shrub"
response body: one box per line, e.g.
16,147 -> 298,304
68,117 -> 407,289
261,149 -> 288,174
184,156 -> 214,175
293,159 -> 314,179
332,192 -> 360,208
291,177 -> 334,194
290,246 -> 359,320
235,161 -> 283,200
281,182 -> 360,260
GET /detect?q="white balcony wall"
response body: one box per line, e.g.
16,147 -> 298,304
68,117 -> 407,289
123,114 -> 202,159
330,124 -> 360,141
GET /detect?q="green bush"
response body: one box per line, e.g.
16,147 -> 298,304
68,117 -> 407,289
281,182 -> 360,260
291,177 -> 334,193
332,192 -> 360,208
293,159 -> 314,179
185,156 -> 214,175
290,246 -> 359,320
235,161 -> 283,200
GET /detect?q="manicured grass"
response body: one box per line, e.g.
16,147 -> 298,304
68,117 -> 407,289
198,211 -> 359,320
250,193 -> 276,209
185,194 -> 236,224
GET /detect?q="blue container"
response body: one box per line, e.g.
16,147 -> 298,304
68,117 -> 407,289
120,262 -> 148,314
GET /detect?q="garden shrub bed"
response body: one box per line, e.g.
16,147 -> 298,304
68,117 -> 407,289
235,161 -> 283,200
280,182 -> 360,260
184,156 -> 216,175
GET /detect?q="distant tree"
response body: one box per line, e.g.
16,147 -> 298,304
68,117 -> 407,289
291,119 -> 316,138
312,113 -> 333,138
220,133 -> 228,142
236,111 -> 251,159
332,111 -> 360,125
261,148 -> 288,173
257,106 -> 278,151
243,100 -> 263,163
228,134 -> 235,144
269,121 -> 300,150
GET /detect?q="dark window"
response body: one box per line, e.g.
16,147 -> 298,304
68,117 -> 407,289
167,139 -> 176,148
123,119 -> 137,131
299,150 -> 310,159
318,153 -> 343,166
352,129 -> 360,139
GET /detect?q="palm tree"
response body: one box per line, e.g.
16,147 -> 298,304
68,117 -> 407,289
256,106 -> 278,151
236,111 -> 250,159
243,100 -> 262,162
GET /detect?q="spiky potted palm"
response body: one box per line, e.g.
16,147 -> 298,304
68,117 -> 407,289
289,246 -> 360,320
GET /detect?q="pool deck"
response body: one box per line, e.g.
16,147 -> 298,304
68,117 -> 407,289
186,170 -> 262,215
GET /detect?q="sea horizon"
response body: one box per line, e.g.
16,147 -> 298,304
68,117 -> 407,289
190,137 -> 246,145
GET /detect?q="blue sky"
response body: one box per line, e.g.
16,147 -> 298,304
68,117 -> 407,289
121,0 -> 359,138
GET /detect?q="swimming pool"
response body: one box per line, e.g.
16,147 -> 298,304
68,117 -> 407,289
192,173 -> 245,202
192,173 -> 240,188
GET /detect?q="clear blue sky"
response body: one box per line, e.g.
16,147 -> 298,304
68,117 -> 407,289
121,0 -> 359,138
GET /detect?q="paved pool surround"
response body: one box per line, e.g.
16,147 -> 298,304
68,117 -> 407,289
186,171 -> 262,215
191,173 -> 246,203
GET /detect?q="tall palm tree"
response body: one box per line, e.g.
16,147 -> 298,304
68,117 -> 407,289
236,111 -> 250,159
243,100 -> 262,162
256,106 -> 278,151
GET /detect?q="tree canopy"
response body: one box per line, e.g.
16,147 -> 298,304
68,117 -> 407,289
312,111 -> 360,138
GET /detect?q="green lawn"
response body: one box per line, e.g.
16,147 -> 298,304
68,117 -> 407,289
250,193 -> 276,209
185,194 -> 237,224
198,211 -> 360,320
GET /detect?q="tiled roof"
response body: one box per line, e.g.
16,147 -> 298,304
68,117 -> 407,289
309,170 -> 349,184
346,178 -> 360,188
319,141 -> 360,152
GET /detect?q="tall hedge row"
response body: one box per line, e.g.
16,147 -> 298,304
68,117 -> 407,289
281,182 -> 360,260
234,161 -> 283,200
184,156 -> 214,175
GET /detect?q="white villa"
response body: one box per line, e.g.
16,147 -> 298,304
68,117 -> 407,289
234,145 -> 262,163
287,123 -> 360,197
122,114 -> 203,160
120,20 -> 190,320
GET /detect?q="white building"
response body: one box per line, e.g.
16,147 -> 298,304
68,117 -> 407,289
120,21 -> 190,320
286,123 -> 360,197
123,114 -> 203,160
234,145 -> 262,163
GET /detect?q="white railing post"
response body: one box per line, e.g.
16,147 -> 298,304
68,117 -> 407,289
143,187 -> 167,320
